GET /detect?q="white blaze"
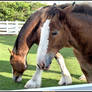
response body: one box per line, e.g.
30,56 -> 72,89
37,19 -> 51,63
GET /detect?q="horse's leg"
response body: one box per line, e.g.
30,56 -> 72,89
79,74 -> 86,81
55,52 -> 72,85
24,66 -> 42,88
73,49 -> 88,82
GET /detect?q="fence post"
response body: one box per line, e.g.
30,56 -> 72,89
0,21 -> 25,35
15,21 -> 18,35
6,21 -> 8,34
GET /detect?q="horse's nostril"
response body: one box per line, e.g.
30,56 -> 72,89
15,76 -> 19,82
13,75 -> 22,82
42,66 -> 44,69
37,64 -> 40,69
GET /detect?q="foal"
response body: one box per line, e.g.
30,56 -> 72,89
9,5 -> 72,88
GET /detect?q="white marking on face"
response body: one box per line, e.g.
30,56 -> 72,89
12,68 -> 22,82
37,19 -> 51,64
13,75 -> 22,82
16,75 -> 22,82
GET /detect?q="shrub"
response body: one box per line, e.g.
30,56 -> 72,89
0,2 -> 47,21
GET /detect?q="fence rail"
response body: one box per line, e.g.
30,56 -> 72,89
20,83 -> 92,91
0,21 -> 25,35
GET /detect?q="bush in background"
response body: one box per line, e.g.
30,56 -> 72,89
0,2 -> 47,21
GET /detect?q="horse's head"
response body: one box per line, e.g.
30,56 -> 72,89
8,49 -> 27,82
37,4 -> 75,70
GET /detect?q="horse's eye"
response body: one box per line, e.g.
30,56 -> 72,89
52,31 -> 58,36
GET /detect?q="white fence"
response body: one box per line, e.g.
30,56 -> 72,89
0,21 -> 25,35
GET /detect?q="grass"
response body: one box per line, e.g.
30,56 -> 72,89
0,35 -> 87,90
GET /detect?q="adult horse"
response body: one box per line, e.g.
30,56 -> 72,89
9,4 -> 72,88
36,2 -> 92,88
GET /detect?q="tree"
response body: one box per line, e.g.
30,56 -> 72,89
0,2 -> 47,21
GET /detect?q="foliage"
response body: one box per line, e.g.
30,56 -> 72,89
0,2 -> 47,21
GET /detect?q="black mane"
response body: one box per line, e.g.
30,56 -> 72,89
46,3 -> 92,19
47,6 -> 61,18
13,10 -> 42,53
72,4 -> 92,16
58,3 -> 92,16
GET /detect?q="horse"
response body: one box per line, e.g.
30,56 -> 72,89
9,4 -> 73,88
36,2 -> 92,87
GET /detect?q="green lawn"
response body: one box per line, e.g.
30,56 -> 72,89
0,35 -> 86,90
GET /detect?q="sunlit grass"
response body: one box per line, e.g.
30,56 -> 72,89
0,35 -> 86,90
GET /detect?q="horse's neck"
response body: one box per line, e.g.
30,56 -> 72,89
13,31 -> 37,56
13,16 -> 41,56
66,13 -> 92,51
13,38 -> 29,57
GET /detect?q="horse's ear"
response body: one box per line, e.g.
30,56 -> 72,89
63,2 -> 75,13
8,48 -> 14,56
57,2 -> 75,20
57,8 -> 66,20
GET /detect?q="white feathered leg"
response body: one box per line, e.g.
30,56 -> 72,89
24,52 -> 72,88
24,67 -> 42,88
79,74 -> 86,81
55,53 -> 72,85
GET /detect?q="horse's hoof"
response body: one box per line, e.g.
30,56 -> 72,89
79,75 -> 86,81
58,80 -> 65,85
24,79 -> 41,88
58,75 -> 72,85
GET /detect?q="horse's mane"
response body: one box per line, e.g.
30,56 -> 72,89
14,10 -> 42,52
58,3 -> 92,16
72,4 -> 92,16
47,3 -> 92,18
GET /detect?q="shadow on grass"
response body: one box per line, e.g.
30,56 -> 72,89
0,60 -> 11,73
0,60 -> 63,77
0,60 -> 86,90
42,78 -> 86,87
0,35 -> 17,46
0,74 -> 86,90
0,74 -> 59,90
0,60 -> 61,78
71,74 -> 81,79
0,74 -> 27,90
0,60 -> 83,81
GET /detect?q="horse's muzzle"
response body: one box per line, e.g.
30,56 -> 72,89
13,75 -> 22,82
37,54 -> 54,70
